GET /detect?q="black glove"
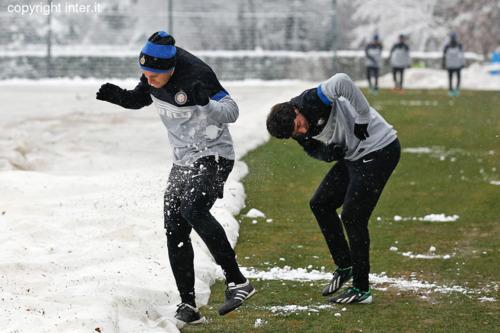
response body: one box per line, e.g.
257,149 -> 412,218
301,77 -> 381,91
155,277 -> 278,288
191,81 -> 210,106
331,144 -> 346,161
96,83 -> 123,104
354,123 -> 369,141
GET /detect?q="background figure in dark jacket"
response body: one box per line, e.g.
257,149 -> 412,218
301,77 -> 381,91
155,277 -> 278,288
442,32 -> 465,97
266,73 -> 400,305
365,34 -> 383,95
95,31 -> 255,326
389,34 -> 411,91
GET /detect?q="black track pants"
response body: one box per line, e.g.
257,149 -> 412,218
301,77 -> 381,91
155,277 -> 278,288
310,139 -> 401,291
164,156 -> 245,306
392,67 -> 405,89
448,69 -> 461,90
366,66 -> 379,89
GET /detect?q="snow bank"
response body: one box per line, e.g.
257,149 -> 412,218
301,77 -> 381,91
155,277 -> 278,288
0,81 -> 311,332
357,64 -> 500,91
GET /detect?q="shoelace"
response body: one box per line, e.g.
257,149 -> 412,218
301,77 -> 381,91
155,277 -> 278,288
225,287 -> 237,299
177,303 -> 195,312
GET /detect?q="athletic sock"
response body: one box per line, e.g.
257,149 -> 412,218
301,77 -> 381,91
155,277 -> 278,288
224,267 -> 246,285
180,291 -> 196,307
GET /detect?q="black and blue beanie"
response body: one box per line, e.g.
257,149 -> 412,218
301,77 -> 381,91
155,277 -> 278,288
139,31 -> 176,73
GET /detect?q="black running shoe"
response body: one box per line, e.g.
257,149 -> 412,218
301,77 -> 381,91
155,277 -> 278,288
218,280 -> 256,315
174,303 -> 206,326
329,287 -> 373,304
321,266 -> 353,296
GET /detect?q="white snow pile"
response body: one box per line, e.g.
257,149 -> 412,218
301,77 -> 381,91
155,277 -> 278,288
357,64 -> 500,91
0,80 -> 312,332
245,208 -> 266,219
393,214 -> 459,222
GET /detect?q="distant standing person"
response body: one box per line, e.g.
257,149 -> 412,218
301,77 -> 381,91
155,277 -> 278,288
442,32 -> 465,97
389,34 -> 411,91
365,34 -> 383,95
95,31 -> 255,326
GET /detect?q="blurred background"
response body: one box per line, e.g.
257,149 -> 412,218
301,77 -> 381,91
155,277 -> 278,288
0,0 -> 499,80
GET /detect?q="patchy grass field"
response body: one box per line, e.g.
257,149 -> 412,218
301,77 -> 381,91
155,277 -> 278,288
185,89 -> 499,333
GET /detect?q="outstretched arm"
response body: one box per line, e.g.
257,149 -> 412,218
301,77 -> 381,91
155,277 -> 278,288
96,75 -> 153,109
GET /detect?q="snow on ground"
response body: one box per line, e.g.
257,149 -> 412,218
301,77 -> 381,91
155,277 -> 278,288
389,245 -> 454,260
253,318 -> 267,327
0,80 -> 311,332
0,74 -> 497,331
267,304 -> 335,316
244,208 -> 266,219
393,214 -> 459,222
357,63 -> 500,91
240,266 -> 495,301
264,304 -> 348,317
400,252 -> 453,260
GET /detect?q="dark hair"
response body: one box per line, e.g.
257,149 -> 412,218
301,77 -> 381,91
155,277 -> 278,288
266,102 -> 296,139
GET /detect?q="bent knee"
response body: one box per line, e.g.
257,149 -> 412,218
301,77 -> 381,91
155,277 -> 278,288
310,196 -> 341,213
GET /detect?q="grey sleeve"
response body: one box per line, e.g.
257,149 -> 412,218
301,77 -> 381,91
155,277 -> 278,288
319,73 -> 371,123
205,95 -> 239,123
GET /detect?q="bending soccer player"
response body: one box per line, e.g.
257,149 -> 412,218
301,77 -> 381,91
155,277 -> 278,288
96,31 -> 255,325
266,73 -> 400,304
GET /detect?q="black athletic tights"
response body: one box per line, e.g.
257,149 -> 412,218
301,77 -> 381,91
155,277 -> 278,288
310,139 -> 401,291
164,155 -> 245,306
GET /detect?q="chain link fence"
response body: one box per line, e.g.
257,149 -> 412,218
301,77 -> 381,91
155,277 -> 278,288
0,0 -> 341,79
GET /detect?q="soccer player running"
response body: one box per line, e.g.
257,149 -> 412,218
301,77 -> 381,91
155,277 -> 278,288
365,34 -> 383,95
266,73 -> 400,304
389,34 -> 411,91
442,32 -> 465,97
95,31 -> 255,325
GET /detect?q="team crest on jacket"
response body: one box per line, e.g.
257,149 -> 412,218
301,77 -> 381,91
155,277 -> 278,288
175,90 -> 188,105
